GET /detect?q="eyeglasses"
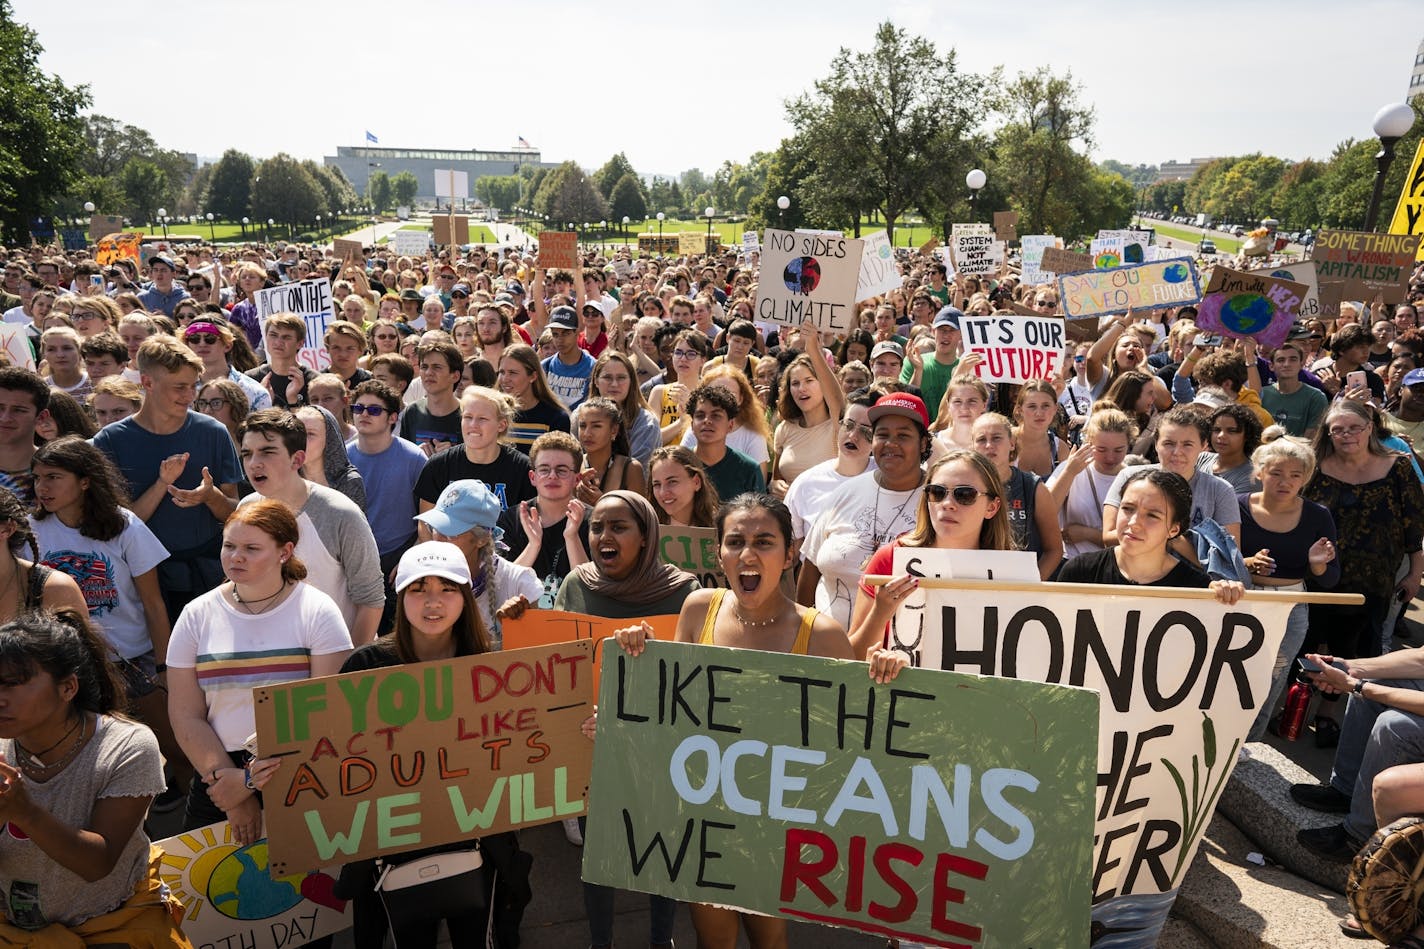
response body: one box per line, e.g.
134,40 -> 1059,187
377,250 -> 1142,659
186,333 -> 219,345
533,465 -> 577,479
1034,300 -> 1056,308
839,417 -> 874,440
192,398 -> 227,412
74,312 -> 103,321
926,483 -> 994,505
672,348 -> 703,361
1328,425 -> 1367,438
350,403 -> 389,417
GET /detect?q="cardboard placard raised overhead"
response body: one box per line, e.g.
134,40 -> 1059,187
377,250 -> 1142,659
1194,266 -> 1309,349
583,640 -> 1097,948
88,214 -> 124,241
961,314 -> 1067,383
1387,139 -> 1424,262
656,524 -> 726,589
433,215 -> 469,247
855,230 -> 901,302
1018,235 -> 1060,286
1311,229 -> 1421,304
1256,260 -> 1322,320
332,238 -> 363,261
391,229 -> 429,257
1057,259 -> 1202,320
95,232 -> 142,267
155,822 -> 351,949
537,231 -> 579,270
917,236 -> 940,257
679,232 -> 706,257
993,210 -> 1020,241
254,278 -> 335,372
254,640 -> 594,876
1040,247 -> 1094,275
884,579 -> 1296,947
950,232 -> 1005,276
754,228 -> 865,332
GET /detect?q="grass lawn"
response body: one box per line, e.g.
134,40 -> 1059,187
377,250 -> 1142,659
1151,223 -> 1242,254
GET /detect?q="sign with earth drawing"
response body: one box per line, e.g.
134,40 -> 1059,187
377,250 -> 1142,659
1194,266 -> 1308,349
755,228 -> 865,332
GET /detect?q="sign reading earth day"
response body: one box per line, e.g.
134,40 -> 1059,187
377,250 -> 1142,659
755,228 -> 865,332
1194,266 -> 1308,349
1056,259 -> 1201,320
253,640 -> 595,876
583,641 -> 1098,947
883,579 -> 1296,947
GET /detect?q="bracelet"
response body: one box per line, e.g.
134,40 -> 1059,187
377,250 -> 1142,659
1353,679 -> 1367,696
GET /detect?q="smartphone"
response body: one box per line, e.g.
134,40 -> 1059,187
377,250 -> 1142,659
1346,370 -> 1367,391
242,732 -> 260,757
90,274 -> 103,288
1297,657 -> 1347,675
1193,333 -> 1222,348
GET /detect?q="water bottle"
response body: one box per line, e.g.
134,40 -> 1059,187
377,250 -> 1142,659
1281,677 -> 1312,741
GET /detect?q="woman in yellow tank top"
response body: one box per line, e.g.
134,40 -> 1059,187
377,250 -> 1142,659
608,493 -> 906,949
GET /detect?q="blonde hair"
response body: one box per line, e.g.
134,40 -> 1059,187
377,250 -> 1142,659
701,364 -> 771,441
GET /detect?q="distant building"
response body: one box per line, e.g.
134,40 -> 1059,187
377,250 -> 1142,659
1411,36 -> 1424,99
1155,158 -> 1219,183
323,145 -> 558,209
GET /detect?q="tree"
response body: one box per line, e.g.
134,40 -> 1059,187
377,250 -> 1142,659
594,153 -> 639,199
646,176 -> 674,216
747,138 -> 814,232
250,153 -> 322,232
786,22 -> 985,242
65,173 -> 124,217
206,149 -> 254,220
989,67 -> 1098,236
0,1 -> 91,241
680,168 -> 709,203
1098,160 -> 1158,190
390,171 -> 419,208
531,161 -> 608,225
367,170 -> 392,212
1270,159 -> 1325,230
608,172 -> 646,222
1146,179 -> 1187,215
120,158 -> 167,225
474,174 -> 521,211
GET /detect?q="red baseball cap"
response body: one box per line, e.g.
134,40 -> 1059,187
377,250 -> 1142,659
867,392 -> 930,432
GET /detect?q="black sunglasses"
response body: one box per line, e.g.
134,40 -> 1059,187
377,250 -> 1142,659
926,483 -> 994,505
350,404 -> 389,417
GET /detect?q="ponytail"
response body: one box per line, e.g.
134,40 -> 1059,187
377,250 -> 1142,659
0,609 -> 124,715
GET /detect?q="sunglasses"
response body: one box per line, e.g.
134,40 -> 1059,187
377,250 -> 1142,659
350,403 -> 389,417
192,398 -> 227,412
186,333 -> 220,345
839,417 -> 874,440
926,483 -> 994,505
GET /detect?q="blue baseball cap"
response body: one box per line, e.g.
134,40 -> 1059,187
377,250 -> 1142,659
415,480 -> 503,538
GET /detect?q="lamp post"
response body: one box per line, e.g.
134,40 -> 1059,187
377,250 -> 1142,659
622,215 -> 630,249
205,212 -> 215,242
267,218 -> 274,242
241,216 -> 249,238
1366,102 -> 1416,231
82,201 -> 94,215
704,206 -> 715,250
370,217 -> 378,245
600,220 -> 607,254
656,211 -> 665,247
157,207 -> 168,241
777,195 -> 789,226
315,213 -> 322,238
966,169 -> 986,218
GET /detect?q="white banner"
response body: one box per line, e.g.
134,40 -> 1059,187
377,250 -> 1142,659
856,230 -> 902,301
1019,235 -> 1061,287
254,278 -> 334,372
433,169 -> 469,199
961,313 -> 1067,383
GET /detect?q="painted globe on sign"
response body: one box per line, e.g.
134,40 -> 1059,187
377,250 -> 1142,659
1095,252 -> 1121,269
1219,293 -> 1274,334
1162,263 -> 1190,283
782,256 -> 822,295
206,841 -> 304,920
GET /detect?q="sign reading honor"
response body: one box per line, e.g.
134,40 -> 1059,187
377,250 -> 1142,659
755,228 -> 864,332
584,641 -> 1096,947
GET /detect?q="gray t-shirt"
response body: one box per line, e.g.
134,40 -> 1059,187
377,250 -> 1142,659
1103,463 -> 1241,531
0,716 -> 163,927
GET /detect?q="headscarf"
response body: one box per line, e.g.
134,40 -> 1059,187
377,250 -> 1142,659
309,405 -> 366,511
570,491 -> 694,606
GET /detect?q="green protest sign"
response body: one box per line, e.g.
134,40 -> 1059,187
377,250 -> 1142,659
583,641 -> 1097,947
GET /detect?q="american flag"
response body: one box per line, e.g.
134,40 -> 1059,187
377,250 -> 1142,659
516,136 -> 531,148
365,130 -> 379,144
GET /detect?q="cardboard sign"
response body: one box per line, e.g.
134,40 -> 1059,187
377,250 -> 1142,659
1256,260 -> 1322,320
254,640 -> 595,876
679,232 -> 706,257
993,211 -> 1020,241
657,525 -> 725,589
155,822 -> 351,948
949,232 -> 1005,276
254,278 -> 335,372
1018,235 -> 1060,287
885,579 -> 1294,945
95,232 -> 142,267
1057,259 -> 1202,320
0,325 -> 34,370
1387,139 -> 1424,261
331,238 -> 363,262
754,228 -> 865,332
961,314 -> 1067,383
917,237 -> 940,257
433,215 -> 469,247
537,231 -> 579,270
88,214 -> 124,241
391,229 -> 429,257
1195,266 -> 1309,348
855,230 -> 901,302
1040,247 -> 1094,275
501,609 -> 679,697
1311,229 -> 1421,304
583,641 -> 1098,947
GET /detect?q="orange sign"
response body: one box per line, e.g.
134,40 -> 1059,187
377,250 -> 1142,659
501,609 -> 679,696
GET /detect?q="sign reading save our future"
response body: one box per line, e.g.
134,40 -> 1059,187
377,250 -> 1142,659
1056,259 -> 1202,320
253,640 -> 594,876
583,641 -> 1097,947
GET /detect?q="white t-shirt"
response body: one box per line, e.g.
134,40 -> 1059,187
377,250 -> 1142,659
31,508 -> 169,659
800,469 -> 921,630
1,305 -> 31,325
166,582 -> 352,750
680,424 -> 770,467
1045,462 -> 1119,559
481,556 -> 543,650
783,457 -> 876,544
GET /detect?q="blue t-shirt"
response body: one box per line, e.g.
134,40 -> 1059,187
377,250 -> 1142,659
91,413 -> 243,553
346,436 -> 428,554
541,351 -> 595,410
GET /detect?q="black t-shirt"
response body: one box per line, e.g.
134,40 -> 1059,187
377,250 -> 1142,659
508,401 -> 571,455
246,364 -> 317,409
413,443 -> 535,512
496,504 -> 590,601
340,367 -> 373,389
1057,548 -> 1210,589
399,400 -> 462,447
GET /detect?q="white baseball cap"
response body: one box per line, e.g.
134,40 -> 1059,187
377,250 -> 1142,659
393,541 -> 471,593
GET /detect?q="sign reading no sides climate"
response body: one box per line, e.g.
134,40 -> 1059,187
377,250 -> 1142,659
755,228 -> 865,332
584,641 -> 1097,948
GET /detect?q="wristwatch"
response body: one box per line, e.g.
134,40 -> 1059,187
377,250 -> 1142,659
1352,678 -> 1367,696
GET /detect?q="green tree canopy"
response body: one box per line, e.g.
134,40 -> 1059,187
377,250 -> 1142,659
594,153 -> 639,199
390,171 -> 419,208
608,173 -> 647,223
206,149 -> 254,220
251,153 -> 322,231
367,170 -> 392,212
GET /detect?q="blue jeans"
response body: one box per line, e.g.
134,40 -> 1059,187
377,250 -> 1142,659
1249,600 -> 1309,742
1329,677 -> 1424,840
581,816 -> 677,946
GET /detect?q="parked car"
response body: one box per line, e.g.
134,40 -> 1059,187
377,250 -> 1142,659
1198,238 -> 1217,255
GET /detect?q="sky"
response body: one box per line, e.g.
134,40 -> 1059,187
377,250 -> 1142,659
14,0 -> 1424,180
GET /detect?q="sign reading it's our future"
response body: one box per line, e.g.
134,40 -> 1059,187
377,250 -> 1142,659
584,641 -> 1097,948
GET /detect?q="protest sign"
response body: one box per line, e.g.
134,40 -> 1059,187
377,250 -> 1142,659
432,215 -> 469,246
433,169 -> 470,199
1311,229 -> 1422,303
88,214 -> 123,241
155,822 -> 351,948
742,230 -> 759,257
1195,266 -> 1308,349
502,609 -> 679,697
754,228 -> 865,332
960,314 -> 1066,383
1387,139 -> 1424,261
918,237 -> 940,257
949,232 -> 1005,276
584,640 -> 1098,947
952,222 -> 993,237
1317,279 -> 1346,320
95,232 -> 141,267
1018,235 -> 1060,286
993,211 -> 1020,241
1040,247 -> 1094,275
1256,260 -> 1322,320
679,232 -> 706,256
391,229 -> 429,257
1057,259 -> 1201,321
254,640 -> 594,876
538,231 -> 579,270
1122,230 -> 1154,265
331,238 -> 363,261
657,524 -> 725,589
883,578 -> 1299,946
254,278 -> 335,372
855,230 -> 901,302
1091,231 -> 1127,268
0,325 -> 34,371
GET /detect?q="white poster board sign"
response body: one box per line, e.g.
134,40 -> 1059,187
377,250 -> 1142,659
754,228 -> 865,332
392,230 -> 430,257
0,325 -> 35,370
1019,235 -> 1060,287
961,313 -> 1066,383
254,278 -> 335,372
433,169 -> 470,199
856,230 -> 902,301
950,232 -> 1006,276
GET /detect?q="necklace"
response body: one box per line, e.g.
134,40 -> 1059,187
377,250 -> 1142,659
15,714 -> 90,775
17,712 -> 80,760
733,604 -> 786,628
871,471 -> 924,547
232,580 -> 288,615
